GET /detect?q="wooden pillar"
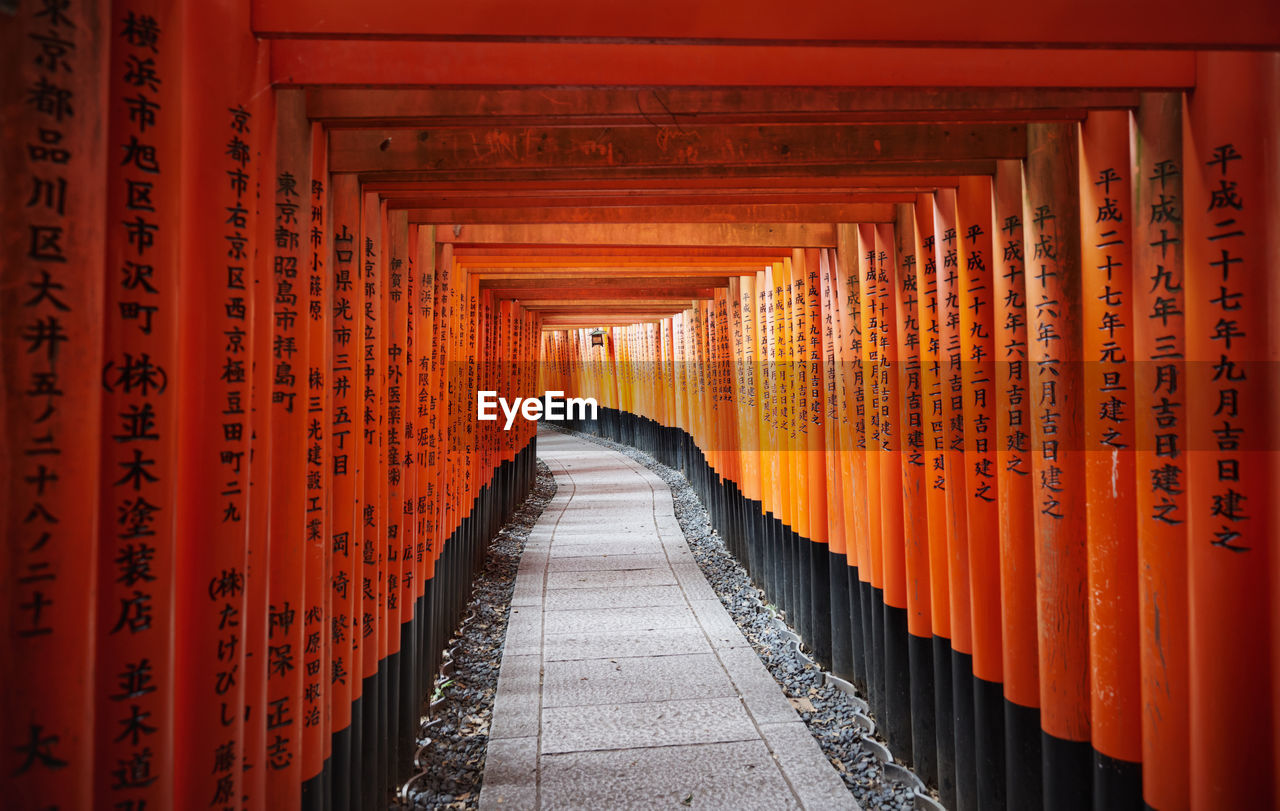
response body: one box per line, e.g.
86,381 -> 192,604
1022,121 -> 1092,811
383,208 -> 409,794
956,174 -> 1005,810
876,224 -> 912,761
935,187 -> 977,811
95,1 -> 178,807
834,226 -> 870,696
171,0 -> 263,805
1130,90 -> 1189,811
857,223 -> 886,720
264,87 -> 311,809
327,172 -> 363,811
1,0 -> 107,806
819,248 -> 854,682
991,159 -> 1044,810
302,120 -> 333,809
1183,51 -> 1276,810
243,53 -> 276,811
1078,108 -> 1143,807
803,248 -> 832,667
896,202 -> 937,787
913,195 -> 955,806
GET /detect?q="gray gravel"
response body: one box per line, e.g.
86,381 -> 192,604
549,425 -> 940,811
404,459 -> 557,810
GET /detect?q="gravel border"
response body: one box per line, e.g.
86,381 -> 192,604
404,459 -> 557,810
547,425 -> 941,811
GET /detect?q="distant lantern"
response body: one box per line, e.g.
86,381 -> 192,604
590,328 -> 606,348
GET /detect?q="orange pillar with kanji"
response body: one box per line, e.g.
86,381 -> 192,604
1183,51 -> 1276,810
1,1 -> 108,806
1023,121 -> 1091,811
95,1 -> 180,807
1079,108 -> 1143,805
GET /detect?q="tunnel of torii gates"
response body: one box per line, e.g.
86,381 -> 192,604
2,2 -> 1280,811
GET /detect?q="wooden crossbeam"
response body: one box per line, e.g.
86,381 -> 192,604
308,88 -> 1140,127
361,177 -> 961,192
328,123 -> 1024,174
445,223 -> 836,247
255,0 -> 1278,48
273,41 -> 1200,88
404,203 -> 896,224
479,277 -> 731,291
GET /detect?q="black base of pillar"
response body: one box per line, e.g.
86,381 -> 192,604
907,632 -> 937,786
1005,699 -> 1044,811
1093,749 -> 1143,811
1042,731 -> 1092,811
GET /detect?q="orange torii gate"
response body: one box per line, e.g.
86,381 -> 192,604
2,2 -> 1279,810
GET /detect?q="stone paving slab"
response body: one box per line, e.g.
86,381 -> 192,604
541,652 -> 736,708
480,429 -> 860,811
543,584 -> 687,612
546,568 -> 677,590
542,627 -> 710,662
541,696 -> 758,754
544,551 -> 672,573
538,741 -> 800,810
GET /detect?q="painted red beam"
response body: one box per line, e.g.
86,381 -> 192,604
272,41 -> 1197,88
328,123 -> 1025,174
382,192 -> 917,208
404,203 -> 897,224
253,0 -> 1278,48
306,88 -> 1137,128
361,176 -> 960,192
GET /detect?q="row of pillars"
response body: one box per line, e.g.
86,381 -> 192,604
544,56 -> 1279,811
1,2 -> 543,809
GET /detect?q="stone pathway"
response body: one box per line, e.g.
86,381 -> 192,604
479,429 -> 858,810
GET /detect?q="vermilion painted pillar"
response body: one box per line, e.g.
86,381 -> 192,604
876,224 -> 912,761
1,1 -> 107,806
265,87 -> 311,810
383,209 -> 409,793
913,195 -> 955,807
302,120 -> 332,809
96,1 -> 178,807
895,202 -> 937,788
327,172 -> 363,811
243,49 -> 275,811
856,224 -> 886,721
1022,121 -> 1092,811
172,1 -> 262,806
1130,91 -> 1189,811
935,187 -> 977,811
1183,51 -> 1276,810
819,249 -> 854,682
359,191 -> 386,810
991,159 -> 1043,810
956,175 -> 1005,811
1078,109 -> 1143,808
833,228 -> 868,687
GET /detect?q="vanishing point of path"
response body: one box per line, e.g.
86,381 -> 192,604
479,429 -> 858,810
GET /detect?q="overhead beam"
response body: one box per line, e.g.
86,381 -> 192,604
480,277 -> 732,291
361,176 -> 962,192
468,267 -> 756,278
382,191 -> 917,207
351,161 -> 998,182
328,123 -> 1025,174
514,298 -> 706,307
445,223 -> 836,247
273,42 -> 1198,88
405,203 -> 896,224
308,88 -> 1140,127
254,1 -> 1277,48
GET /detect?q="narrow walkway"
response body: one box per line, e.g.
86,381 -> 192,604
480,429 -> 857,810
